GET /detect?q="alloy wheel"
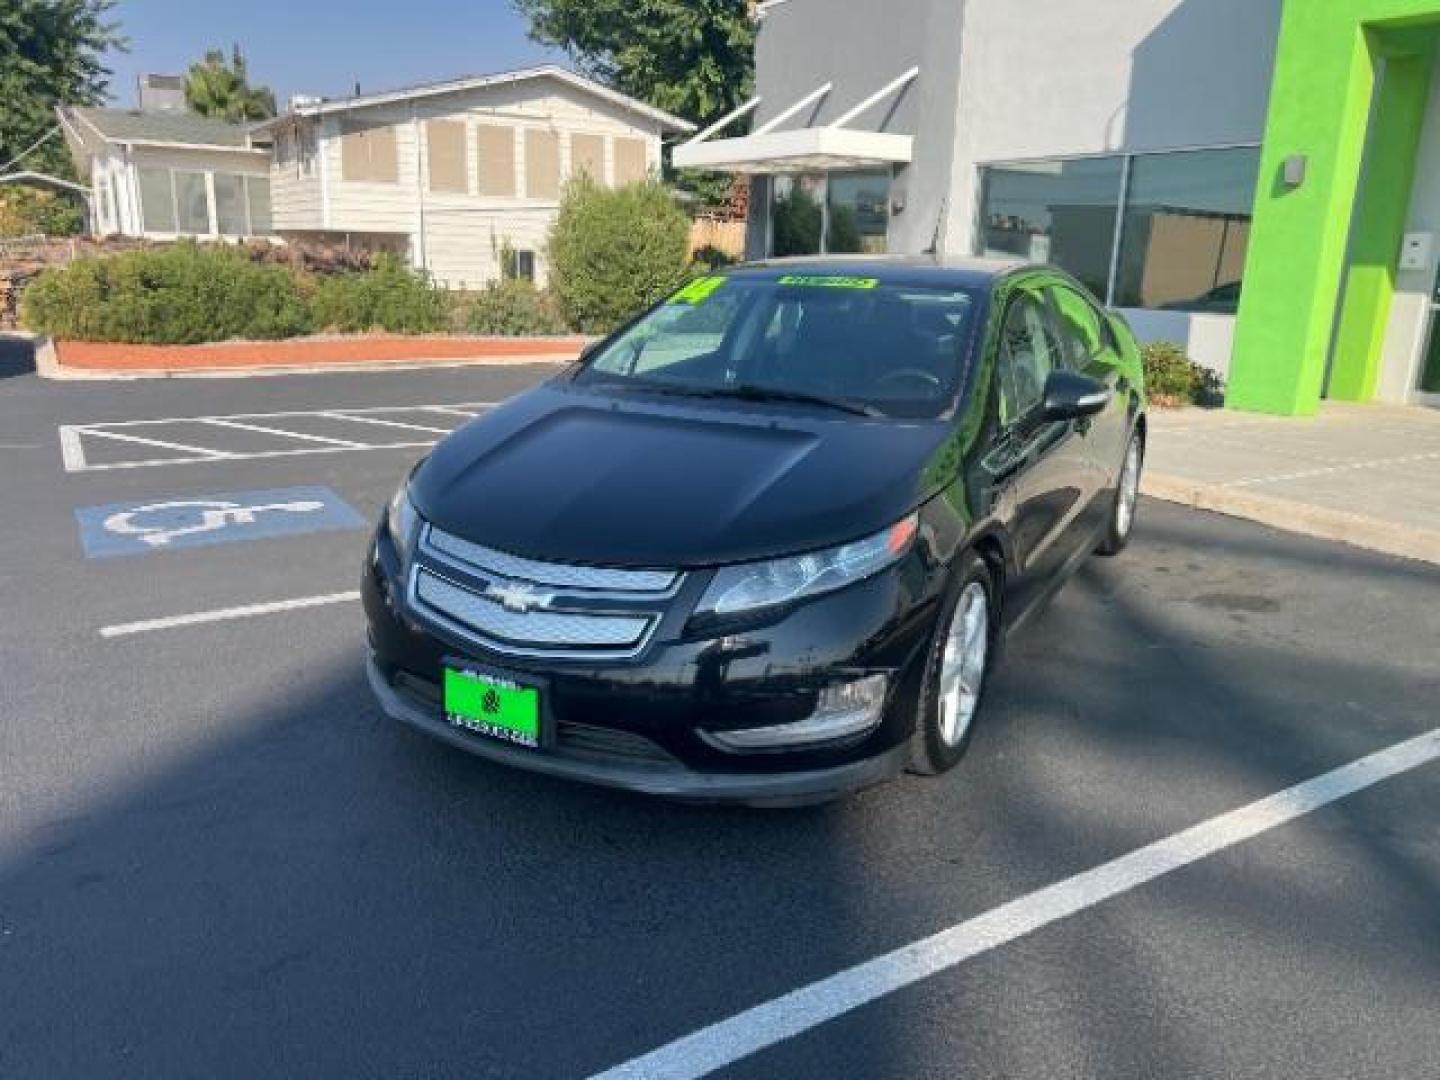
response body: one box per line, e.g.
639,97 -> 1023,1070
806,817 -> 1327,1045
938,581 -> 989,746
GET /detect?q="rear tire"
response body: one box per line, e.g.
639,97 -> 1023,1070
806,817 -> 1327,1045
1096,428 -> 1143,557
908,552 -> 996,776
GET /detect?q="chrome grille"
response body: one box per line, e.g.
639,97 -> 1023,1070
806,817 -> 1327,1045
423,526 -> 679,594
414,571 -> 651,652
406,526 -> 682,660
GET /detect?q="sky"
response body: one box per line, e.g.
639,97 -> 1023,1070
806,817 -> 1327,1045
103,0 -> 567,109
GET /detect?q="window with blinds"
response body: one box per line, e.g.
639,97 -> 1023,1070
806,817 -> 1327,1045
427,120 -> 468,194
476,124 -> 516,197
614,138 -> 649,185
526,129 -> 561,200
570,132 -> 606,184
340,120 -> 399,183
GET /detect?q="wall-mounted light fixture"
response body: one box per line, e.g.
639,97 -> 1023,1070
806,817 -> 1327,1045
1282,154 -> 1308,189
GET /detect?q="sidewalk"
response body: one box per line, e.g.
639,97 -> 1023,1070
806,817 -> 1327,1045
1142,402 -> 1440,566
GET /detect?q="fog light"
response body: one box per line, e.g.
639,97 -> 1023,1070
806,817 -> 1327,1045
702,674 -> 888,752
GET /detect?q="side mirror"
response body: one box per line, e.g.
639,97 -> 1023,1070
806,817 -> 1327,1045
1041,370 -> 1111,423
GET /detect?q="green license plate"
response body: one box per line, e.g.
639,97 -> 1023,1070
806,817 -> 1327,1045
444,667 -> 541,748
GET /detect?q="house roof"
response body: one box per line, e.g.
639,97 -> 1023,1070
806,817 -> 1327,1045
64,107 -> 268,152
262,65 -> 696,134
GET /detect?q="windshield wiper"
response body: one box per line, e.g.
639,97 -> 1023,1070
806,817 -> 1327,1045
696,384 -> 886,418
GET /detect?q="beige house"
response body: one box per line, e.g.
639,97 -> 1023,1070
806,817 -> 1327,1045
259,65 -> 695,287
58,76 -> 274,241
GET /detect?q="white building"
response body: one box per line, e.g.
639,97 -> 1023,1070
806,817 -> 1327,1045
258,66 -> 695,287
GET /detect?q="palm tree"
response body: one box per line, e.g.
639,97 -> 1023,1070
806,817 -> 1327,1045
184,45 -> 276,122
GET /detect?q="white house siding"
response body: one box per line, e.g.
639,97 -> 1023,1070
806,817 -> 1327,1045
295,75 -> 665,288
270,119 -> 325,232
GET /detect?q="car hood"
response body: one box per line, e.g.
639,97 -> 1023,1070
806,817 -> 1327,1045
413,383 -> 960,568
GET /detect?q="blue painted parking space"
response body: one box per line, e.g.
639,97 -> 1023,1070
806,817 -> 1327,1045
75,485 -> 367,558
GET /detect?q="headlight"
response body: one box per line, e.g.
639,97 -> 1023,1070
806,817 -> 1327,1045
696,514 -> 919,617
387,482 -> 421,563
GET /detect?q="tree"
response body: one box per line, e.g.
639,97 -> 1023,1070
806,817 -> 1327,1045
0,0 -> 125,179
185,45 -> 276,123
511,0 -> 755,204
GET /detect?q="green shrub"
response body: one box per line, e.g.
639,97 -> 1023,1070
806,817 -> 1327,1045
454,279 -> 568,336
20,241 -> 311,343
309,253 -> 447,334
1142,340 -> 1224,406
689,244 -> 739,274
547,176 -> 691,334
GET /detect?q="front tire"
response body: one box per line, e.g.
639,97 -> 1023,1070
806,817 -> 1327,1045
909,552 -> 996,776
1096,428 -> 1144,557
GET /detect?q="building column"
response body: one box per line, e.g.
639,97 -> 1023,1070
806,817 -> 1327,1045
1227,16 -> 1382,415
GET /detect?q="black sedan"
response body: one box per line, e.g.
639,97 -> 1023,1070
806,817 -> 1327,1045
363,257 -> 1147,805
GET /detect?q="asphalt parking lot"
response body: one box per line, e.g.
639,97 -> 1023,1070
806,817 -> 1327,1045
1,342 -> 1438,1078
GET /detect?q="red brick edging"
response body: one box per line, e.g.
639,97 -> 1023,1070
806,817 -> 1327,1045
53,334 -> 589,373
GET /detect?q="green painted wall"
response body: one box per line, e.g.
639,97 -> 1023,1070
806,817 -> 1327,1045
1329,50 -> 1434,401
1229,0 -> 1440,415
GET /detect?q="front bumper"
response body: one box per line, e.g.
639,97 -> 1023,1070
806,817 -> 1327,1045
362,509 -> 955,805
367,657 -> 908,806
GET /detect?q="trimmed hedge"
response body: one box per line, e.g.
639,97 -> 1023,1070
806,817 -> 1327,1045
454,279 -> 568,336
20,244 -> 449,343
309,253 -> 447,334
21,242 -> 310,343
547,176 -> 691,334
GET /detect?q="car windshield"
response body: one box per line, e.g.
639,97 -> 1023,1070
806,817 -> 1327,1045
575,273 -> 981,420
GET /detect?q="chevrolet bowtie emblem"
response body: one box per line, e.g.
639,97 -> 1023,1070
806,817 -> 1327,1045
484,580 -> 556,614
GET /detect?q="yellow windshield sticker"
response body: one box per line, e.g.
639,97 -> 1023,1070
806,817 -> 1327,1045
670,275 -> 728,305
776,275 -> 879,290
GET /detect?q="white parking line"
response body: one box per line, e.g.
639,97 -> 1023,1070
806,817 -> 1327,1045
78,427 -> 234,459
59,401 -> 497,472
200,417 -> 367,448
591,726 -> 1440,1080
318,411 -> 456,435
99,591 -> 360,638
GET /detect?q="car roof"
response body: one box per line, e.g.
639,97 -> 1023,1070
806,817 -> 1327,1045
726,253 -> 1033,290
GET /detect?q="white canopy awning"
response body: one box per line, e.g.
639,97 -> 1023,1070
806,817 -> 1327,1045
672,66 -> 919,175
672,127 -> 913,174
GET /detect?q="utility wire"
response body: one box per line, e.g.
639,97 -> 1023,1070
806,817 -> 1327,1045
0,125 -> 62,175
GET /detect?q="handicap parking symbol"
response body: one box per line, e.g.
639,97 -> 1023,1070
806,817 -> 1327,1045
75,486 -> 367,558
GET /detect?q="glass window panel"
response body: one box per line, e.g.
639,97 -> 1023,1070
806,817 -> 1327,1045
826,170 -> 891,254
1113,146 -> 1260,312
771,174 -> 823,257
138,167 -> 175,233
213,174 -> 246,235
979,157 -> 1124,299
246,176 -> 273,235
173,171 -> 211,234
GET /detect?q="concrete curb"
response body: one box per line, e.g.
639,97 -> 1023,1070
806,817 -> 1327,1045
1143,471 -> 1440,567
